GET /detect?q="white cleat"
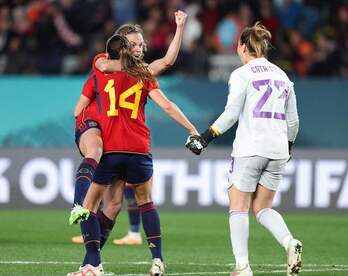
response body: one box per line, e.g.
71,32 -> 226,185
230,264 -> 253,276
67,264 -> 104,276
97,264 -> 115,276
150,258 -> 165,276
112,231 -> 142,245
287,238 -> 302,275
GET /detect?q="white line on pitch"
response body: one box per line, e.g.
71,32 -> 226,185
0,260 -> 348,269
107,268 -> 348,276
1,262 -> 348,276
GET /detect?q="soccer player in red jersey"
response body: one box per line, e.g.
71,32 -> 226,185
70,11 -> 187,245
67,34 -> 197,276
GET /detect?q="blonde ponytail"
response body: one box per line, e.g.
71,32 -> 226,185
240,22 -> 272,57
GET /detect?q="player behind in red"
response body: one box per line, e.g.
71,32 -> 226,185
68,34 -> 197,276
70,11 -> 187,245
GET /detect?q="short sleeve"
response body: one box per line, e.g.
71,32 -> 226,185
92,53 -> 108,72
81,75 -> 95,99
148,78 -> 159,90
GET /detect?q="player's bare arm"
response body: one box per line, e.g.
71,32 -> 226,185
73,76 -> 96,117
73,58 -> 122,116
94,10 -> 186,75
149,10 -> 187,76
95,56 -> 121,73
73,95 -> 91,117
149,88 -> 198,135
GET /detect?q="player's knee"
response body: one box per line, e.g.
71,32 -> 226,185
134,183 -> 152,206
252,204 -> 269,219
252,200 -> 273,218
229,200 -> 250,212
135,194 -> 152,206
85,145 -> 103,162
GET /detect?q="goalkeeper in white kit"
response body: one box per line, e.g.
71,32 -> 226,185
186,22 -> 301,276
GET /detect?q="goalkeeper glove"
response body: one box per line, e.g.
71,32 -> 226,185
185,135 -> 207,155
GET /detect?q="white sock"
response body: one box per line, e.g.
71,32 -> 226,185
229,210 -> 249,267
256,208 -> 293,251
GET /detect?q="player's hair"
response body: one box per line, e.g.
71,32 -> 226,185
114,23 -> 143,36
106,34 -> 152,80
240,22 -> 272,57
114,23 -> 147,56
106,34 -> 128,59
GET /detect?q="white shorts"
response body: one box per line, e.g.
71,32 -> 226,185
228,156 -> 288,192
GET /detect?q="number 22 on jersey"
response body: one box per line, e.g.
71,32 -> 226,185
252,79 -> 288,120
104,79 -> 143,119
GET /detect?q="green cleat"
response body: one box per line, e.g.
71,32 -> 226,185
69,204 -> 90,225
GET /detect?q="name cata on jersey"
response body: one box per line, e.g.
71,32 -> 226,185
0,149 -> 347,210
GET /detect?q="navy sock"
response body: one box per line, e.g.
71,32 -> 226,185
139,202 -> 162,260
73,158 -> 98,206
125,186 -> 141,232
97,211 -> 115,249
80,212 -> 101,267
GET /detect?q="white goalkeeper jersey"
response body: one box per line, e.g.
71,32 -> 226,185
212,57 -> 299,159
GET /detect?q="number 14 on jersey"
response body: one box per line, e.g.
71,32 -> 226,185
104,79 -> 143,119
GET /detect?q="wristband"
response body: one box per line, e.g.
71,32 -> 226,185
201,126 -> 220,145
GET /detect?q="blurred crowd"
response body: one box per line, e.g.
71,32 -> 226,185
0,0 -> 347,78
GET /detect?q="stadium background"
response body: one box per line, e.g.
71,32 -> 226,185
1,0 -> 348,275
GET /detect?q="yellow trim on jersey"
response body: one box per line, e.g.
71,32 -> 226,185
210,126 -> 222,137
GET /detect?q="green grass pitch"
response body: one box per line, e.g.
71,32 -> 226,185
0,210 -> 347,275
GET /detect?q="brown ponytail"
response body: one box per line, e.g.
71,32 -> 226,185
240,22 -> 272,57
120,47 -> 153,80
106,34 -> 152,81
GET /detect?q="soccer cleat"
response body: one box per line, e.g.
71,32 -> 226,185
230,264 -> 253,276
102,271 -> 116,276
76,264 -> 115,276
150,258 -> 164,276
112,231 -> 142,245
67,264 -> 104,276
287,238 -> 302,275
69,204 -> 90,225
71,234 -> 84,244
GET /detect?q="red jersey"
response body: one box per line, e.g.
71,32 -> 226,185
76,53 -> 108,127
83,60 -> 159,154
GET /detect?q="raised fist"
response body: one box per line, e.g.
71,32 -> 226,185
175,10 -> 187,27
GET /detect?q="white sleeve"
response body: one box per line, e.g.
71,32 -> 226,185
211,70 -> 247,134
286,84 -> 299,142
